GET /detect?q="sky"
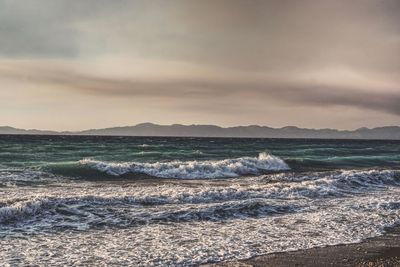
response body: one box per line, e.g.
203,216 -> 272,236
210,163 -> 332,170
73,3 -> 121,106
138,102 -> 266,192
0,0 -> 399,131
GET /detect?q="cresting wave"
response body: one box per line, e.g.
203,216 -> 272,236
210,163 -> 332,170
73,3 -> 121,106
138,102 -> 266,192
0,196 -> 301,228
1,169 -> 398,228
79,152 -> 290,179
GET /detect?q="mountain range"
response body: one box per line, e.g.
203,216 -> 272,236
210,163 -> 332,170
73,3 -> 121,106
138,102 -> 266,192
1,123 -> 400,139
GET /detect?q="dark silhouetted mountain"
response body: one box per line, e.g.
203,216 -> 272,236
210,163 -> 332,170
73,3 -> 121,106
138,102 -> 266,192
1,124 -> 399,139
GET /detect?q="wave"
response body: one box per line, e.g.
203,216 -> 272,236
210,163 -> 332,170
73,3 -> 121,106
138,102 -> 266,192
2,169 -> 398,228
78,152 -> 290,179
0,196 -> 300,227
138,144 -> 150,147
0,169 -> 60,187
263,169 -> 400,199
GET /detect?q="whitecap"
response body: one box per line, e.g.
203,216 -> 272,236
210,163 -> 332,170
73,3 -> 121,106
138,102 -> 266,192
79,152 -> 290,179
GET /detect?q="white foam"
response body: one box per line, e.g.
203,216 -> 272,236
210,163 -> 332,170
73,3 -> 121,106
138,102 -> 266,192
0,169 -> 59,187
79,152 -> 290,179
1,169 -> 400,266
1,169 -> 397,226
138,144 -> 150,147
0,198 -> 51,224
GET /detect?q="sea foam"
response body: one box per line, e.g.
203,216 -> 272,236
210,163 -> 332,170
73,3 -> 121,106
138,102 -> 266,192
1,169 -> 400,266
79,152 -> 290,179
2,169 -> 397,227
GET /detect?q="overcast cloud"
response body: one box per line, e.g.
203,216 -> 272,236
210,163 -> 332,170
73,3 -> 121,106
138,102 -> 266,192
0,0 -> 399,130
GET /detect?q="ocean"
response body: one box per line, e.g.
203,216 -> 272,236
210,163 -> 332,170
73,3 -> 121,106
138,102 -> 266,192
1,135 -> 400,266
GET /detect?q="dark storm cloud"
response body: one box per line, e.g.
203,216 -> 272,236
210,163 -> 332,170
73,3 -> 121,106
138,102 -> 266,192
1,63 -> 399,116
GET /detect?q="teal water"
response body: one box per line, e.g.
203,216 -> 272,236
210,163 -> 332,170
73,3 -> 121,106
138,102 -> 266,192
0,135 -> 399,180
1,135 -> 400,266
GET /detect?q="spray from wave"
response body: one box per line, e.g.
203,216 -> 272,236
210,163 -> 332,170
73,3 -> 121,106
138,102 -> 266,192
79,152 -> 290,179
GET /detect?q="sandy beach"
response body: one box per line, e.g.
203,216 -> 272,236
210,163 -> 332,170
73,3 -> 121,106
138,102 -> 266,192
205,226 -> 400,267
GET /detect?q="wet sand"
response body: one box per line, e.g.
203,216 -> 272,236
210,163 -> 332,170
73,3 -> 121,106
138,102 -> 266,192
204,226 -> 400,267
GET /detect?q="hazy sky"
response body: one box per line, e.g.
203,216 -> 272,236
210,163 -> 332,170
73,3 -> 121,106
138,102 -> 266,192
0,0 -> 399,131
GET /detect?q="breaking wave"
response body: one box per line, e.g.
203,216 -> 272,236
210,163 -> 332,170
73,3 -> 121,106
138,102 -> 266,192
0,196 -> 300,228
2,169 -> 398,228
78,152 -> 290,179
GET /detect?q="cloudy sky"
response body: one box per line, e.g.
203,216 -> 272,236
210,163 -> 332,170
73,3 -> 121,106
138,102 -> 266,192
0,0 -> 399,131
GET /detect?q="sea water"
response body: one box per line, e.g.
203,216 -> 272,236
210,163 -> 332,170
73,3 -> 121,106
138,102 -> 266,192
1,135 -> 400,266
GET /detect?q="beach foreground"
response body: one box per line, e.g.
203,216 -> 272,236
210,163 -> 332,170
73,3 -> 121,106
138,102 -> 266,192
206,226 -> 400,267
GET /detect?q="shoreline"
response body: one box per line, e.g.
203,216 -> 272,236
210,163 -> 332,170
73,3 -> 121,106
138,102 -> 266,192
204,225 -> 400,267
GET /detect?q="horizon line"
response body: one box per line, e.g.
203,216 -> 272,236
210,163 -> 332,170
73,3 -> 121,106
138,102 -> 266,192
1,122 -> 399,133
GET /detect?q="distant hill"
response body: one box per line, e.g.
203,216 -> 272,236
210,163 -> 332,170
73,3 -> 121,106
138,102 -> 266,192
0,126 -> 58,135
1,123 -> 400,139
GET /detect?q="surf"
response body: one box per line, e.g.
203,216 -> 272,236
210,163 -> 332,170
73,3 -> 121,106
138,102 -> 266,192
77,152 -> 290,179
